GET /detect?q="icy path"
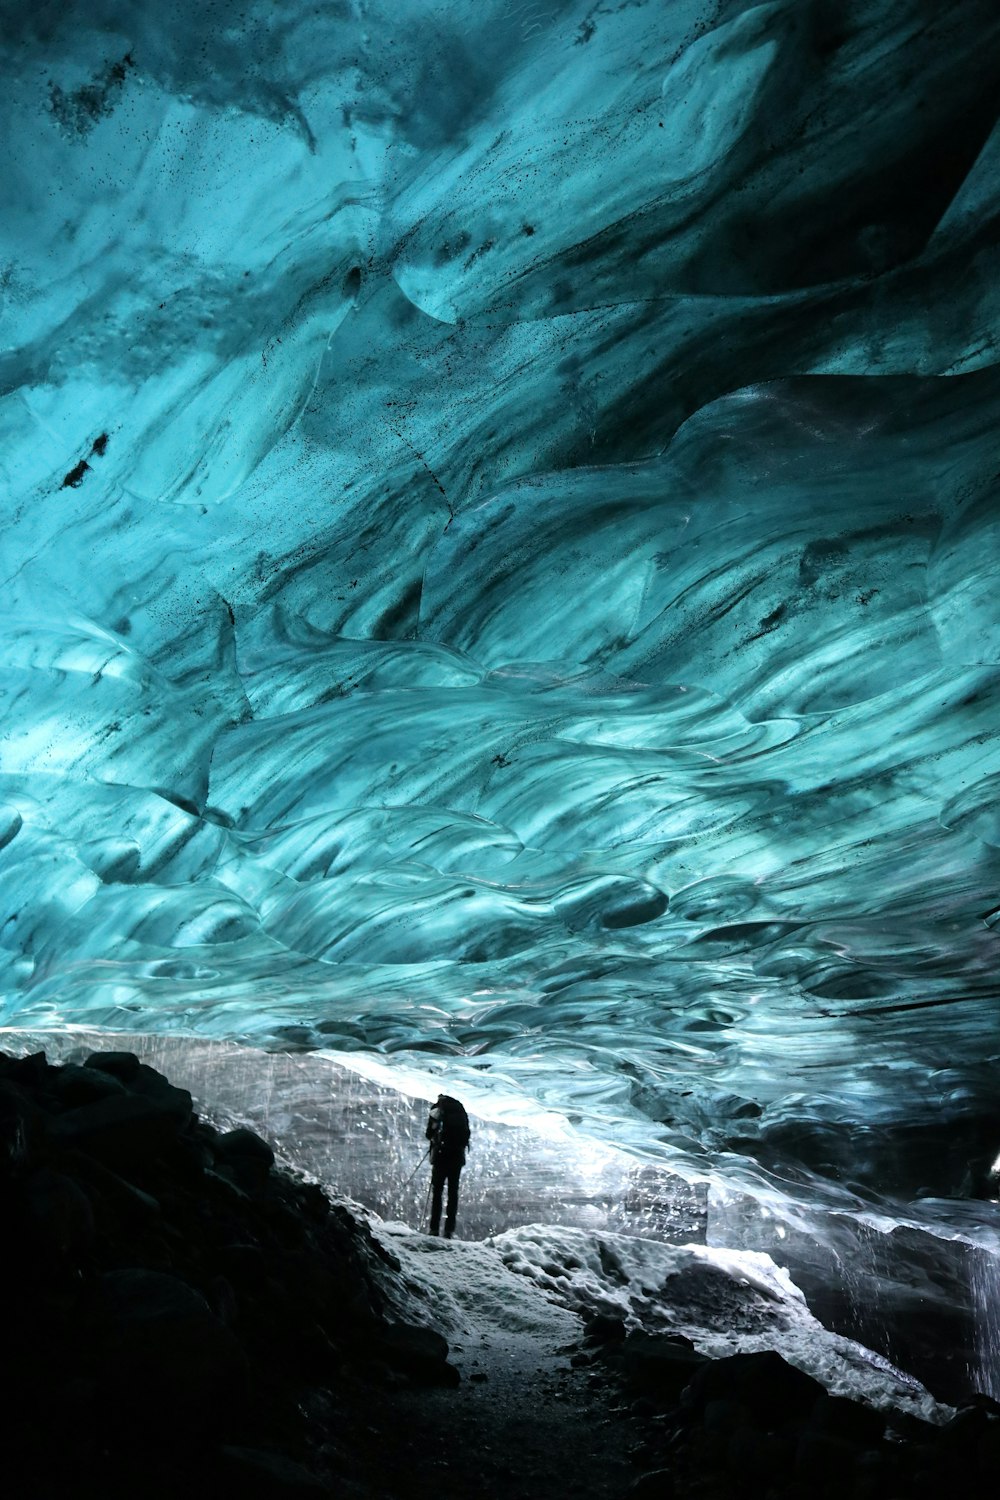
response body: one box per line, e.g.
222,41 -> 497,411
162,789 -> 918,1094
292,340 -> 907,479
367,1229 -> 640,1500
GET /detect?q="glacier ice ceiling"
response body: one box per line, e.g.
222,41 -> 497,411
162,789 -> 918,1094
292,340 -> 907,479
2,0 -> 1000,1231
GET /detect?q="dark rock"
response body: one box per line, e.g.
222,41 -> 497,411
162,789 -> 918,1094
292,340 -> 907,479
52,1062 -> 128,1108
364,1357 -> 400,1387
0,1080 -> 37,1177
85,1051 -> 142,1084
85,1053 -> 193,1117
621,1331 -> 709,1400
684,1349 -> 826,1427
206,1163 -> 251,1199
378,1320 -> 450,1363
274,1246 -> 336,1315
209,1273 -> 239,1327
964,1392 -> 1000,1416
50,1091 -> 190,1166
625,1469 -> 675,1499
22,1167 -> 95,1269
173,1131 -> 218,1179
885,1408 -> 941,1444
68,1149 -> 162,1219
376,1320 -> 461,1386
218,1241 -> 270,1307
808,1393 -> 885,1446
758,1428 -> 797,1481
0,1048 -> 477,1498
796,1428 -> 864,1483
217,1126 -> 276,1169
728,1422 -> 795,1482
294,1181 -> 330,1222
939,1395 -> 1000,1451
93,1268 -> 249,1435
215,1127 -> 276,1189
98,1266 -> 210,1321
703,1397 -> 751,1435
979,1415 -> 1000,1471
212,1446 -> 327,1497
852,1445 -> 896,1497
7,1050 -> 50,1087
585,1312 -> 627,1344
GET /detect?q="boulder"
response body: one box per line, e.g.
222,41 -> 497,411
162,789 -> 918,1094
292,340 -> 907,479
796,1428 -> 867,1484
808,1393 -> 885,1446
940,1394 -> 1000,1450
729,1422 -> 795,1484
585,1312 -> 628,1345
703,1397 -> 750,1435
49,1092 -> 190,1167
92,1269 -> 249,1435
293,1181 -> 330,1223
216,1127 -> 275,1168
5,1051 -> 50,1088
375,1320 -> 461,1387
69,1150 -> 162,1220
212,1446 -> 328,1497
621,1331 -> 709,1400
85,1053 -> 193,1118
626,1469 -> 675,1499
978,1415 -> 1000,1472
22,1167 -> 96,1270
0,1079 -> 38,1178
84,1051 -> 143,1084
684,1349 -> 826,1427
217,1241 -> 271,1297
215,1127 -> 276,1188
52,1063 -> 127,1108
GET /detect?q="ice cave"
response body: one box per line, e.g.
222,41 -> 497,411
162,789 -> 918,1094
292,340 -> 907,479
2,0 -> 1000,1451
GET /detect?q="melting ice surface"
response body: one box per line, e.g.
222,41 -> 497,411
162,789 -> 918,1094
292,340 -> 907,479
2,0 -> 1000,1403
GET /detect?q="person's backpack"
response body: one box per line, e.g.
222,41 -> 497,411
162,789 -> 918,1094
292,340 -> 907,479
429,1095 -> 470,1161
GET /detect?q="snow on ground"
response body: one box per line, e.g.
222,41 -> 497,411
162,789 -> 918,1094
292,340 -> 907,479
377,1220 -> 951,1425
369,1222 -> 639,1500
378,1223 -> 582,1344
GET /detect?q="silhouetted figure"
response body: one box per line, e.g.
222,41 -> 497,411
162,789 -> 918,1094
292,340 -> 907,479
426,1094 -> 470,1238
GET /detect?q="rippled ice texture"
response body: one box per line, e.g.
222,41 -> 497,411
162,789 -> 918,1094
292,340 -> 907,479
2,0 -> 1000,1239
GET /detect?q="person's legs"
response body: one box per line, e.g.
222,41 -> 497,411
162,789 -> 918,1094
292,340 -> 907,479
443,1164 -> 462,1238
429,1161 -> 445,1235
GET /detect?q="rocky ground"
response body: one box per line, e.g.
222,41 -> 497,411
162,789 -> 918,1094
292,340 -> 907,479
2,1047 -> 998,1500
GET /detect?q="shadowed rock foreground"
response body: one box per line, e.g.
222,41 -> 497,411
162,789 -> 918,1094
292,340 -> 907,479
0,1048 -> 457,1499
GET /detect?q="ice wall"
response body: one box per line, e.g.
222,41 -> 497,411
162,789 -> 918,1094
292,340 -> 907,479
2,0 -> 1000,1234
1,1027 -> 708,1243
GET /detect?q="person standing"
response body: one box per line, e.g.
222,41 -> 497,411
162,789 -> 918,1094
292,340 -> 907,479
425,1094 -> 470,1238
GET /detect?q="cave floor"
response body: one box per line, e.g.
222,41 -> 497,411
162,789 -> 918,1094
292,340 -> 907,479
344,1233 -> 645,1500
357,1325 -> 642,1499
